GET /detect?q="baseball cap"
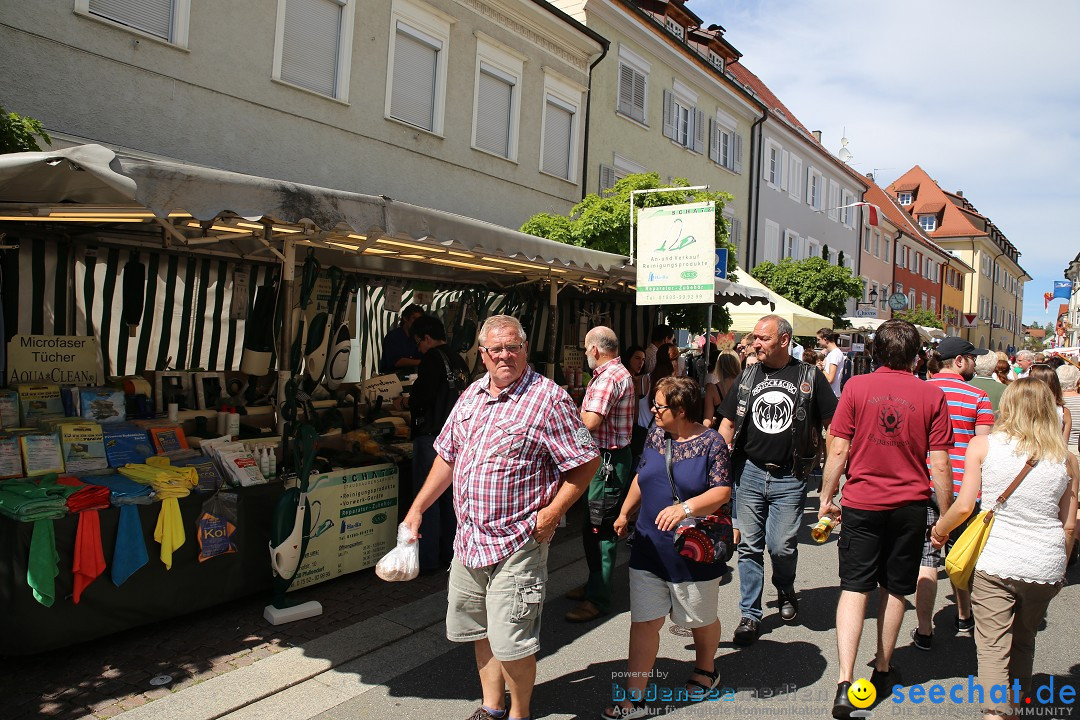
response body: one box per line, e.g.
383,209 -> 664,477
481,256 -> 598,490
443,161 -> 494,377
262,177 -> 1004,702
937,336 -> 989,360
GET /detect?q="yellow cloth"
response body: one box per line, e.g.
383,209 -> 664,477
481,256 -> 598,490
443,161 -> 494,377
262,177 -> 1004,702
120,460 -> 197,569
153,497 -> 185,570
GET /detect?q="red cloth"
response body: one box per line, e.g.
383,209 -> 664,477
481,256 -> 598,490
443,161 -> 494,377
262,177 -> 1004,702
830,367 -> 954,511
56,476 -> 111,513
72,509 -> 106,603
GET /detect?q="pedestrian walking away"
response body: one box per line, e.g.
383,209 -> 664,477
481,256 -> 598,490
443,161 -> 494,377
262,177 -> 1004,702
403,315 -> 600,720
565,326 -> 636,623
913,337 -> 994,651
717,314 -> 837,646
931,379 -> 1078,720
820,319 -> 955,719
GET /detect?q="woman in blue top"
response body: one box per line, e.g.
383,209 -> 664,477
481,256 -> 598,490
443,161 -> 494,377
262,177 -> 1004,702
603,376 -> 732,720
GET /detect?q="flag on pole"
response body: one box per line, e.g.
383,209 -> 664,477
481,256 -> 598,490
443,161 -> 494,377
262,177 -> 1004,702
1053,280 -> 1072,299
1045,292 -> 1054,310
835,201 -> 880,226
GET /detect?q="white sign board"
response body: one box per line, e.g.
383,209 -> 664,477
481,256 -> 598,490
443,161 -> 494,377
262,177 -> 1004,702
384,285 -> 403,313
636,202 -> 716,306
855,308 -> 879,318
851,342 -> 866,353
362,374 -> 404,401
7,335 -> 103,385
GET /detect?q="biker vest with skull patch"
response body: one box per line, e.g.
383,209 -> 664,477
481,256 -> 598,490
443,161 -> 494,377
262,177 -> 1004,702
722,358 -> 837,479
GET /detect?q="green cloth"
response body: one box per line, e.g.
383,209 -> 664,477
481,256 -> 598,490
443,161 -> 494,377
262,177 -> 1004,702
582,446 -> 633,613
28,519 -> 59,607
0,475 -> 73,521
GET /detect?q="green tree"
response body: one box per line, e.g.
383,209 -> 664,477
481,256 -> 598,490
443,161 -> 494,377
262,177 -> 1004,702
0,106 -> 52,153
521,173 -> 736,333
894,305 -> 943,329
750,256 -> 863,325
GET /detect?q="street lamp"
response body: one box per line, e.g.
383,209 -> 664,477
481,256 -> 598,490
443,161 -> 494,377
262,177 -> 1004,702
858,288 -> 879,307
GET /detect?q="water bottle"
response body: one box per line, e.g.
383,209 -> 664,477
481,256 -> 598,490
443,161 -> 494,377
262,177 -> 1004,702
811,514 -> 838,543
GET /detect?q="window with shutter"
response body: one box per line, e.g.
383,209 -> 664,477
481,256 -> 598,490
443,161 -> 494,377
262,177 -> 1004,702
599,164 -> 617,193
471,39 -> 523,160
764,221 -> 780,263
733,133 -> 743,173
617,63 -> 647,124
692,108 -> 705,154
828,180 -> 839,221
788,155 -> 801,200
278,0 -> 347,98
85,0 -> 183,42
385,0 -> 451,134
780,149 -> 789,192
542,97 -> 573,179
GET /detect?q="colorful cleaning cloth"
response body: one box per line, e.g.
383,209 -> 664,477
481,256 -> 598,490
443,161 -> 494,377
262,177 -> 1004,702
120,461 -> 197,570
55,476 -> 109,603
0,476 -> 70,521
28,518 -> 59,607
111,504 -> 148,586
87,473 -> 155,506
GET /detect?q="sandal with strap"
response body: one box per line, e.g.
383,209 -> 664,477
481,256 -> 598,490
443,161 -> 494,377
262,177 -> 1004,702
685,667 -> 721,698
600,700 -> 649,719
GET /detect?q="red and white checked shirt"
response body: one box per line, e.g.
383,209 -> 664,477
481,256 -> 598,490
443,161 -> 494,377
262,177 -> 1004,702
581,357 -> 635,449
434,366 -> 599,568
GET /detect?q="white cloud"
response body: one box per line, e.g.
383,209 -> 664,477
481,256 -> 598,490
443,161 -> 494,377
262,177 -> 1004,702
697,0 -> 1080,322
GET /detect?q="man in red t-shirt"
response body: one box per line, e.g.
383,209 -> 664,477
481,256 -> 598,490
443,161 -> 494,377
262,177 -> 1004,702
912,337 -> 994,651
819,320 -> 954,719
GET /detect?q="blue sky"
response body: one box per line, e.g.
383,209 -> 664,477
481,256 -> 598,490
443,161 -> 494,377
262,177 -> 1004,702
696,0 -> 1079,326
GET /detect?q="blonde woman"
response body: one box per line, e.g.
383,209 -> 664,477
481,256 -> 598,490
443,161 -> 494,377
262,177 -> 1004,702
1029,364 -> 1072,442
932,379 -> 1078,720
703,352 -> 741,429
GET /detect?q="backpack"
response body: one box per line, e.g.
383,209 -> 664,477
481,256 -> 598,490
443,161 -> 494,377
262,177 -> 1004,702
414,346 -> 468,436
730,362 -> 823,481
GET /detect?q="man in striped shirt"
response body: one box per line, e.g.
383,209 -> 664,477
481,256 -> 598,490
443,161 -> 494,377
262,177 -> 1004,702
912,337 -> 994,651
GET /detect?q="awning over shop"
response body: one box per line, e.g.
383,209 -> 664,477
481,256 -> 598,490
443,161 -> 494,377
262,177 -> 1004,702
715,276 -> 773,308
726,267 -> 831,336
843,317 -> 946,342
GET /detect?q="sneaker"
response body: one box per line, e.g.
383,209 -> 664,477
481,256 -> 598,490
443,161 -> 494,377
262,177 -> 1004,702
955,616 -> 974,635
778,590 -> 798,621
910,628 -> 933,651
831,681 -> 855,719
732,617 -> 760,646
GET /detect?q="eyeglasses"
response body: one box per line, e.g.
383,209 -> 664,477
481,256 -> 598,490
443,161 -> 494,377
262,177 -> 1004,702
651,401 -> 670,412
480,343 -> 526,357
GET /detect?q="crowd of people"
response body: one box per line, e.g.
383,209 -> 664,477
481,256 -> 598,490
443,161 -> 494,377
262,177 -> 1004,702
390,306 -> 1078,720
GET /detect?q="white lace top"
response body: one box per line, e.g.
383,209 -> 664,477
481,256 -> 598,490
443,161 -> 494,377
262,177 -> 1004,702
976,434 -> 1070,584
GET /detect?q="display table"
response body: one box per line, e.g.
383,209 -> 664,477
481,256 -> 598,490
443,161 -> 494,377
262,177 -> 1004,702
0,484 -> 279,655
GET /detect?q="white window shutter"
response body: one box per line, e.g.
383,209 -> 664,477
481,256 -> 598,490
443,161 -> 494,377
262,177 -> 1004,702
789,157 -> 802,200
763,142 -> 772,183
828,180 -> 839,220
391,25 -> 440,130
662,89 -> 675,140
765,223 -> 780,263
632,70 -> 646,123
474,65 -> 513,157
806,166 -> 814,205
708,118 -> 719,163
542,98 -> 573,179
599,164 -> 616,192
693,108 -> 705,154
90,0 -> 173,40
733,133 -> 743,173
780,149 -> 789,191
617,64 -> 633,117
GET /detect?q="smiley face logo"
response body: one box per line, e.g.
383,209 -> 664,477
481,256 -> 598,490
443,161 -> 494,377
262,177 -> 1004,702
848,678 -> 876,708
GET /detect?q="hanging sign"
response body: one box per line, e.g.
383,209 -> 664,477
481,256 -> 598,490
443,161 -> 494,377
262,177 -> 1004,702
636,202 -> 716,306
714,248 -> 729,280
229,267 -> 250,320
962,313 -> 978,328
289,463 -> 399,590
384,285 -> 403,313
7,335 -> 102,385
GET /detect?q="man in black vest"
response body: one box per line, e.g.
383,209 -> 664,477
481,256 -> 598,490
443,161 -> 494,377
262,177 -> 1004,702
717,315 -> 837,645
409,315 -> 470,573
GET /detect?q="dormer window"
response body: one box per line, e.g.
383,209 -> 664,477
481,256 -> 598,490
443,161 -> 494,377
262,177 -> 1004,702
897,191 -> 913,205
918,215 -> 937,232
708,51 -> 724,72
665,17 -> 685,40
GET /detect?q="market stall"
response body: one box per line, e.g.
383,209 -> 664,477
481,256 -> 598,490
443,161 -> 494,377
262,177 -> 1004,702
0,144 -> 773,650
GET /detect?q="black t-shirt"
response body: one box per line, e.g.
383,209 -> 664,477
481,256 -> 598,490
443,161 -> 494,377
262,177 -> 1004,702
718,358 -> 837,467
410,345 -> 470,438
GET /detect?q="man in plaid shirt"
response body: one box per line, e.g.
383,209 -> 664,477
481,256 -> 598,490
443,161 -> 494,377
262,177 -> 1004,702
565,326 -> 636,623
404,315 -> 599,720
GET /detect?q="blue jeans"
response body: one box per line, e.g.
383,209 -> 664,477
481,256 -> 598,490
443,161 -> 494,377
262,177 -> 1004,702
736,460 -> 807,621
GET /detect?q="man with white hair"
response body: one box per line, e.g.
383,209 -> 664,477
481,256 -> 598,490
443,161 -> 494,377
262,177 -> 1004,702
1015,349 -> 1035,378
970,350 -> 1005,412
565,326 -> 636,622
404,315 -> 600,720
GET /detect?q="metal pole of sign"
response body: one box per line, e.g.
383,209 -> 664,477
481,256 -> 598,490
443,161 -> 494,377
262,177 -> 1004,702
547,278 -> 559,380
628,185 -> 710,265
704,303 -> 714,374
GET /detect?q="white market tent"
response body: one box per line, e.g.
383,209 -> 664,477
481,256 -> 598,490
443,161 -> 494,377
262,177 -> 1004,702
843,317 -> 946,342
726,266 -> 832,336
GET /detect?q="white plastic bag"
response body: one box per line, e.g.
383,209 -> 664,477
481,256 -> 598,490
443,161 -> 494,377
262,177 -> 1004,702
375,522 -> 419,582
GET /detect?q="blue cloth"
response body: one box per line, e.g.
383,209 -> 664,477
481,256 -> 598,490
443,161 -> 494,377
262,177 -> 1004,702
735,460 -> 806,620
89,473 -> 155,505
629,432 -> 728,583
379,326 -> 420,373
111,504 -> 149,586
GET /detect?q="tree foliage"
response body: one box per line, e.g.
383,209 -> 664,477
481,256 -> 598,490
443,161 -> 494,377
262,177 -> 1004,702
894,305 -> 943,329
521,173 -> 737,333
750,256 -> 864,325
0,106 -> 52,153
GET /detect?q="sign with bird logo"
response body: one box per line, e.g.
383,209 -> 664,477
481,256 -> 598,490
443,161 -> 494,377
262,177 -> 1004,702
636,202 -> 715,306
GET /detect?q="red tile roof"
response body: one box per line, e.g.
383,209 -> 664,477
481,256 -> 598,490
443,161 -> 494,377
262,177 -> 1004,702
886,165 -> 989,238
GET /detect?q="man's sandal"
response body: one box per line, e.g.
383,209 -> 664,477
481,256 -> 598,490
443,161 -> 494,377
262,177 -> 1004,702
600,700 -> 649,719
685,667 -> 721,698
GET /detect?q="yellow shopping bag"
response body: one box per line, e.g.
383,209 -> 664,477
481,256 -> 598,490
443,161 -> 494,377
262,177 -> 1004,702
944,511 -> 993,588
